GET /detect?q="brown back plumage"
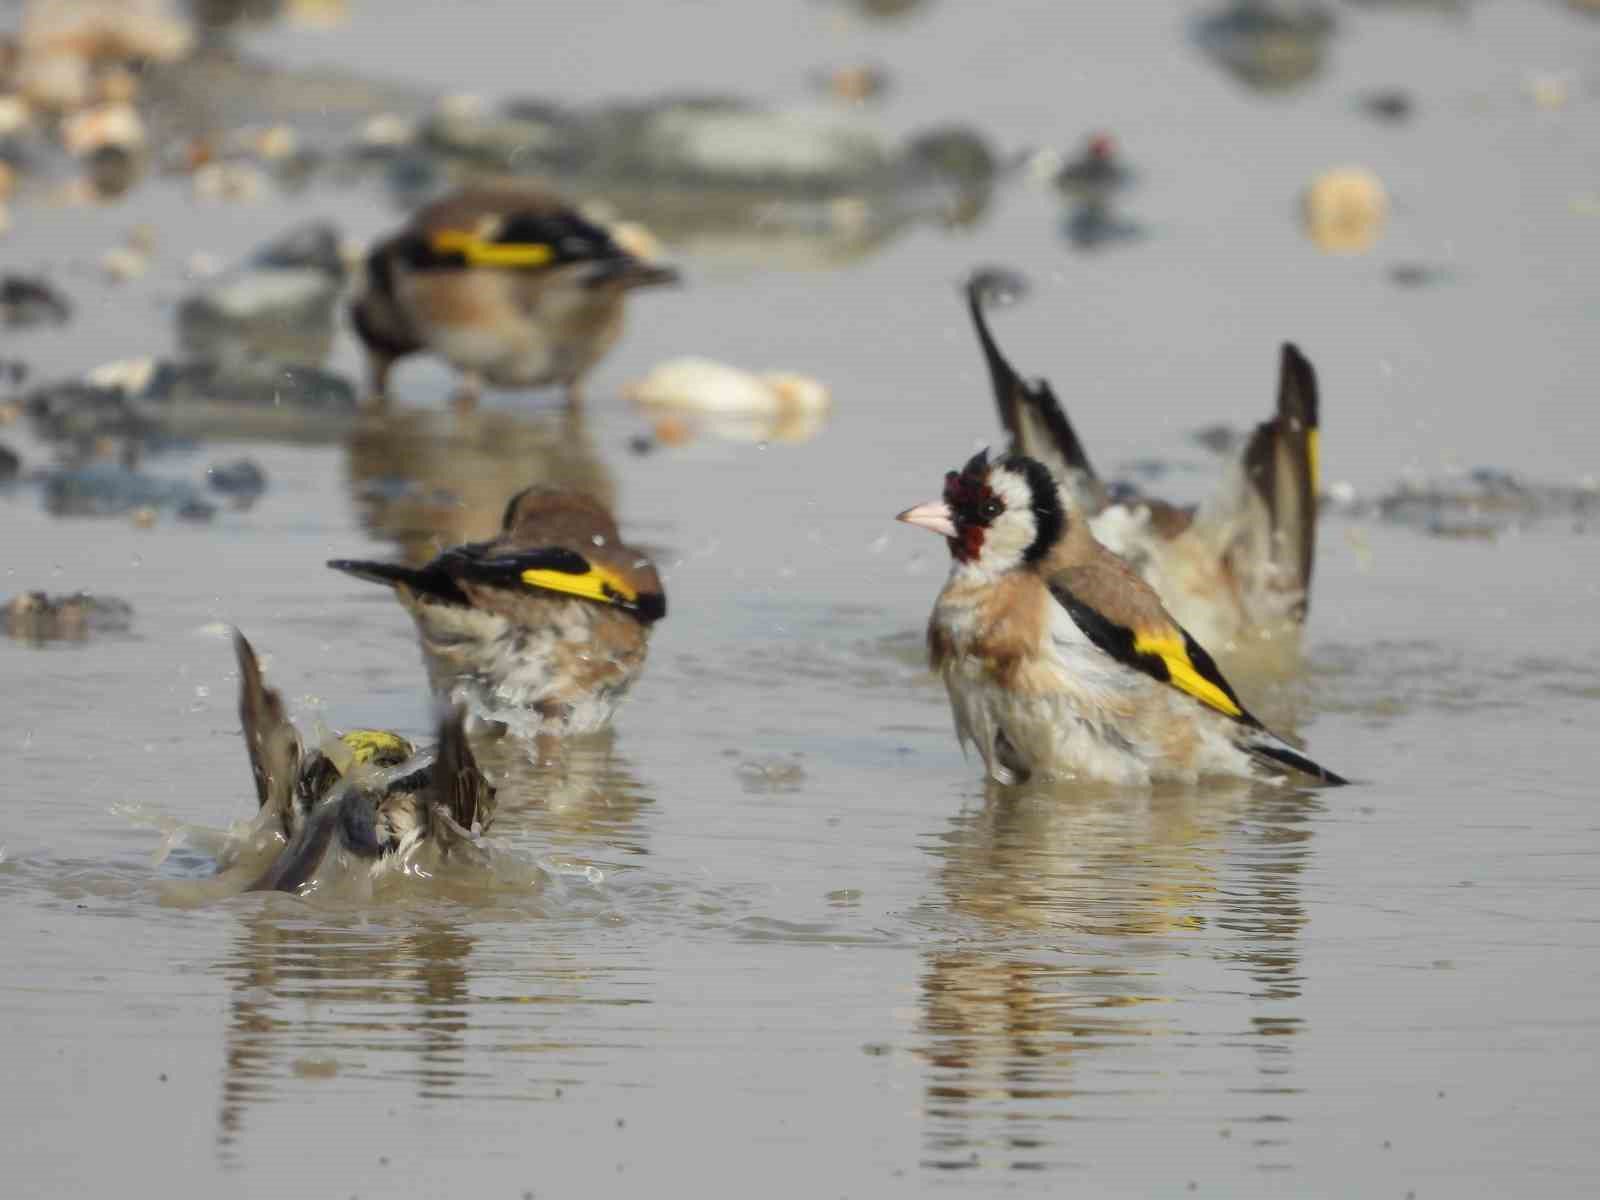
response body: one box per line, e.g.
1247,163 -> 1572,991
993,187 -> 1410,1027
1042,522 -> 1180,641
234,630 -> 301,835
494,486 -> 664,604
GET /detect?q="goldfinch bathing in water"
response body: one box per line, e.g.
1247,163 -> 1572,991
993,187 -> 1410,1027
898,451 -> 1347,787
328,487 -> 666,732
349,186 -> 679,406
967,274 -> 1321,654
233,631 -> 495,894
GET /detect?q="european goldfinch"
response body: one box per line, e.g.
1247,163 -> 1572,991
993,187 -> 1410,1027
349,186 -> 679,406
233,631 -> 496,894
897,450 -> 1347,787
328,487 -> 666,731
967,275 -> 1321,654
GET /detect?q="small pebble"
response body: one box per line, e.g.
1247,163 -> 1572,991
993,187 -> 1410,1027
1304,167 -> 1387,253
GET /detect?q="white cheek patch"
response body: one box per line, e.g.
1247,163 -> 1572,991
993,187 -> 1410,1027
977,471 -> 1038,570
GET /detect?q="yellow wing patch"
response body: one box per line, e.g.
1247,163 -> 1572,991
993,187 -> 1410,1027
338,729 -> 416,767
1130,633 -> 1244,719
430,230 -> 554,269
1306,428 -> 1320,496
521,564 -> 638,607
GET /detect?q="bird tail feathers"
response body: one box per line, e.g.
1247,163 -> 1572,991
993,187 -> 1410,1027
965,270 -> 1107,514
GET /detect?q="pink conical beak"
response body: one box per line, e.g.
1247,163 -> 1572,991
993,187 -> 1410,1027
896,500 -> 957,539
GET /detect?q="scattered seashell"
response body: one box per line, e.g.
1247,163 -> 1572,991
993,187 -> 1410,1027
20,0 -> 195,65
14,51 -> 90,110
86,356 -> 157,393
1303,166 -> 1387,253
100,245 -> 147,282
192,161 -> 265,202
628,357 -> 830,418
61,101 -> 144,155
359,112 -> 414,149
0,95 -> 32,137
96,64 -> 138,104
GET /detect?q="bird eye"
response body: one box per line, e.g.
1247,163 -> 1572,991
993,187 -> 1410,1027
980,498 -> 1003,521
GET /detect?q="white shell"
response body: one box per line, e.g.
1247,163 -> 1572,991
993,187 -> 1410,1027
628,357 -> 830,417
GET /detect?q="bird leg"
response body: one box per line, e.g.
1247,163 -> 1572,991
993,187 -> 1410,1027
364,353 -> 394,409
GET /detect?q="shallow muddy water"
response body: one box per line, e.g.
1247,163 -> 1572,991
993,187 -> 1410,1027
4,1 -> 1600,1196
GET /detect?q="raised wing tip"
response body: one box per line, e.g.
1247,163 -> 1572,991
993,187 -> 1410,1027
965,266 -> 1030,310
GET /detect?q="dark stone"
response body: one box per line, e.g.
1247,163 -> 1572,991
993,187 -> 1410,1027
206,457 -> 268,498
1,275 -> 72,327
3,591 -> 135,641
249,221 -> 345,279
1194,2 -> 1338,93
24,381 -> 153,446
1359,88 -> 1415,123
178,223 -> 346,366
41,461 -> 215,519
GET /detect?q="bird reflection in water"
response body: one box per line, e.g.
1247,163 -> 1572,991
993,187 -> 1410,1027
472,729 -> 655,861
917,774 -> 1318,1173
215,911 -> 478,1161
343,405 -> 614,566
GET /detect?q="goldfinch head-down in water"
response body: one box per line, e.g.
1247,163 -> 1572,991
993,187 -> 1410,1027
349,185 -> 679,408
966,271 -> 1322,658
897,450 -> 1347,787
233,630 -> 496,894
328,487 -> 666,734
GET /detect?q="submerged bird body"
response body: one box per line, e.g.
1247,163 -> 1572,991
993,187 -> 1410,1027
900,452 -> 1345,787
329,488 -> 665,731
233,631 -> 495,893
351,187 -> 678,403
967,277 -> 1321,653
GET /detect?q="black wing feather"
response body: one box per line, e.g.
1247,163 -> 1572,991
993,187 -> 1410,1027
966,272 -> 1104,508
1242,739 -> 1349,787
1242,342 -> 1320,617
327,558 -> 472,606
1046,581 -> 1260,722
433,544 -> 592,589
431,705 -> 496,835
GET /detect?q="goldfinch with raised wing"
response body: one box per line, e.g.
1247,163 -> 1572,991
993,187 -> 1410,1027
328,487 -> 666,732
967,274 -> 1321,654
898,451 -> 1347,787
350,186 -> 679,406
233,630 -> 496,894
